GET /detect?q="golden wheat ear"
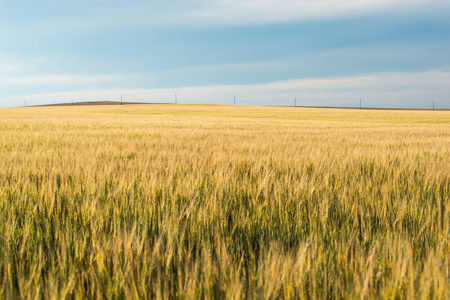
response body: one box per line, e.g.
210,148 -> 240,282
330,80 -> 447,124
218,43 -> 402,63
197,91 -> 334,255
0,105 -> 448,298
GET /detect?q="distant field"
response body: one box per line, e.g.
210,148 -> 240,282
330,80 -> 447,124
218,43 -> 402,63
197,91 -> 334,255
0,104 -> 449,299
33,101 -> 156,107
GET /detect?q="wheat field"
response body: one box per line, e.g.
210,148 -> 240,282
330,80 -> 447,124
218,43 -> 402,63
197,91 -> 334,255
0,104 -> 449,299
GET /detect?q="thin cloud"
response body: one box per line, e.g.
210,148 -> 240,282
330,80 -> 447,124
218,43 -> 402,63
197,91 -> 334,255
3,69 -> 449,108
3,74 -> 131,86
138,0 -> 450,26
3,0 -> 448,34
0,54 -> 50,76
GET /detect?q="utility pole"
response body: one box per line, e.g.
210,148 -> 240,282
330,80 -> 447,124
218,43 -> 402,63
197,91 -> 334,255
121,95 -> 123,105
234,96 -> 236,105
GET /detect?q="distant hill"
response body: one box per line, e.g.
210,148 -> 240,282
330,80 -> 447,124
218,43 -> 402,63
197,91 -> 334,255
28,101 -> 448,110
32,101 -> 163,107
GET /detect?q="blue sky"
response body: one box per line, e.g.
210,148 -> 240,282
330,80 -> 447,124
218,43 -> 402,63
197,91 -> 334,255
0,0 -> 449,108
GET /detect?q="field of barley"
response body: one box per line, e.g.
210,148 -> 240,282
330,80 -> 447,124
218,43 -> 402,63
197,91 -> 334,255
0,104 -> 449,299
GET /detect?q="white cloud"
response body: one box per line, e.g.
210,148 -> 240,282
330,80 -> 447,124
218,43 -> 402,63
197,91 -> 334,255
3,68 -> 449,108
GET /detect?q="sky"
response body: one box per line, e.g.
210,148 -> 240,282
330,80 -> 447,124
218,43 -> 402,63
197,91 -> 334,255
0,0 -> 449,108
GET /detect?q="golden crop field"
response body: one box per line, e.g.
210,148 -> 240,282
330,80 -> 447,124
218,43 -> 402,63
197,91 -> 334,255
0,104 -> 449,299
